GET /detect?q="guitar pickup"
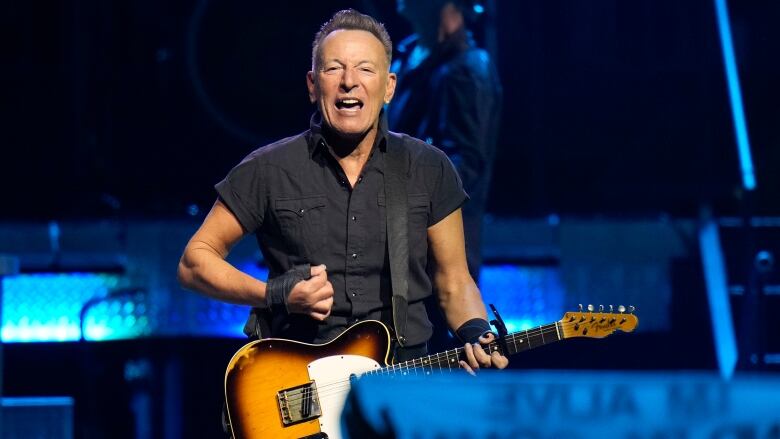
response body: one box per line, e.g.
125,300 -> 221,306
277,381 -> 322,426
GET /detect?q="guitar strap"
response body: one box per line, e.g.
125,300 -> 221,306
384,133 -> 410,347
243,133 -> 412,346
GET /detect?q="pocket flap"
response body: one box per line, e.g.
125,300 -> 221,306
275,196 -> 326,217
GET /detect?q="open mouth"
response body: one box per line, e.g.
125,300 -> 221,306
335,98 -> 364,110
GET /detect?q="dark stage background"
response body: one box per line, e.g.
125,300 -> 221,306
3,0 -> 778,219
1,1 -> 779,438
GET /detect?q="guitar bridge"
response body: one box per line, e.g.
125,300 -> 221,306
277,381 -> 322,426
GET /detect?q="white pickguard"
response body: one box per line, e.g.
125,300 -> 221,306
307,355 -> 382,439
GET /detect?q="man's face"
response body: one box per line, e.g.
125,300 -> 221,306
307,30 -> 396,141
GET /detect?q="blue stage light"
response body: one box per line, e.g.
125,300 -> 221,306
714,0 -> 756,191
699,220 -> 737,379
479,264 -> 565,330
2,273 -> 121,342
81,290 -> 155,341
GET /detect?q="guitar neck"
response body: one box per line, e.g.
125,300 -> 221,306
365,322 -> 562,376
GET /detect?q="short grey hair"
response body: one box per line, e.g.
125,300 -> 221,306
311,9 -> 393,70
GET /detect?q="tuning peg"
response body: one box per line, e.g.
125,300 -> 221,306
599,305 -> 604,312
618,305 -> 626,313
579,304 -> 583,312
629,305 -> 635,314
609,305 -> 614,313
587,304 -> 594,312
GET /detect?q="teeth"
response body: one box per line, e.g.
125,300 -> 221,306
340,99 -> 360,104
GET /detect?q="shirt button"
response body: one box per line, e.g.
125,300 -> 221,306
299,208 -> 305,214
351,253 -> 357,259
351,216 -> 357,221
358,176 -> 363,183
351,292 -> 356,297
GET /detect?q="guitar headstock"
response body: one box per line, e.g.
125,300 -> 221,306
559,304 -> 638,339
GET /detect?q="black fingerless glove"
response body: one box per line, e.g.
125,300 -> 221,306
455,318 -> 494,344
265,263 -> 311,312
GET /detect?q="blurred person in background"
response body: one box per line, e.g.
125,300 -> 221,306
389,0 -> 502,282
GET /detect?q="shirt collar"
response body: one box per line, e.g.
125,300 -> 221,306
308,109 -> 390,157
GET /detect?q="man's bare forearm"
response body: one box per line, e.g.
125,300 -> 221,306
177,241 -> 267,307
435,271 -> 489,331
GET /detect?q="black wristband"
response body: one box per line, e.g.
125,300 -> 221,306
265,263 -> 311,311
455,318 -> 494,344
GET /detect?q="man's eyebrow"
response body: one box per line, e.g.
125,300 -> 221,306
356,60 -> 377,65
322,58 -> 346,65
322,58 -> 377,66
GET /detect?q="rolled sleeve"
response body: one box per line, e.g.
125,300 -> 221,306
215,155 -> 265,234
428,150 -> 469,226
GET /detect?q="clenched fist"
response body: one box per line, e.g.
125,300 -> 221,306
285,264 -> 334,321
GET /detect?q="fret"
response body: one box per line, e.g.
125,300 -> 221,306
449,349 -> 460,372
527,329 -> 543,349
517,329 -> 531,351
421,355 -> 433,375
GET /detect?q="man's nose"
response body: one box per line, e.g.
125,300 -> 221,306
340,67 -> 358,91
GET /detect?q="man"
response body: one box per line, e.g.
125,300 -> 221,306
389,0 -> 502,281
177,9 -> 506,373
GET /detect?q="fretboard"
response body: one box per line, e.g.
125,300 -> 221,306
363,322 -> 562,377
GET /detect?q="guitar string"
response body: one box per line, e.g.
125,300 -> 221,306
279,316 -> 633,405
280,325 -> 566,404
277,317 -> 631,404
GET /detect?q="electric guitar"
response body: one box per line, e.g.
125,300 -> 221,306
224,307 -> 638,439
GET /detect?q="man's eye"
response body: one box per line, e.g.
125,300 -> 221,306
324,66 -> 342,73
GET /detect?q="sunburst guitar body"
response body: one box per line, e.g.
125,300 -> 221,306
224,309 -> 638,439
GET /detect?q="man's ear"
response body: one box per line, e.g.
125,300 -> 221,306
306,71 -> 317,104
384,72 -> 397,104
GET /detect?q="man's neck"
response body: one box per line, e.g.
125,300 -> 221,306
323,126 -> 378,187
323,126 -> 376,158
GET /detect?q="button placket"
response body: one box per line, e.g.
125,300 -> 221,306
345,203 -> 363,299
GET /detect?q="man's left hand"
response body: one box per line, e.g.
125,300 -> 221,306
459,332 -> 509,375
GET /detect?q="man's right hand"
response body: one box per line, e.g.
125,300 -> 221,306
285,264 -> 334,321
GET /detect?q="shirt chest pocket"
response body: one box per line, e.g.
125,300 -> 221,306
274,195 -> 327,260
377,193 -> 430,245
